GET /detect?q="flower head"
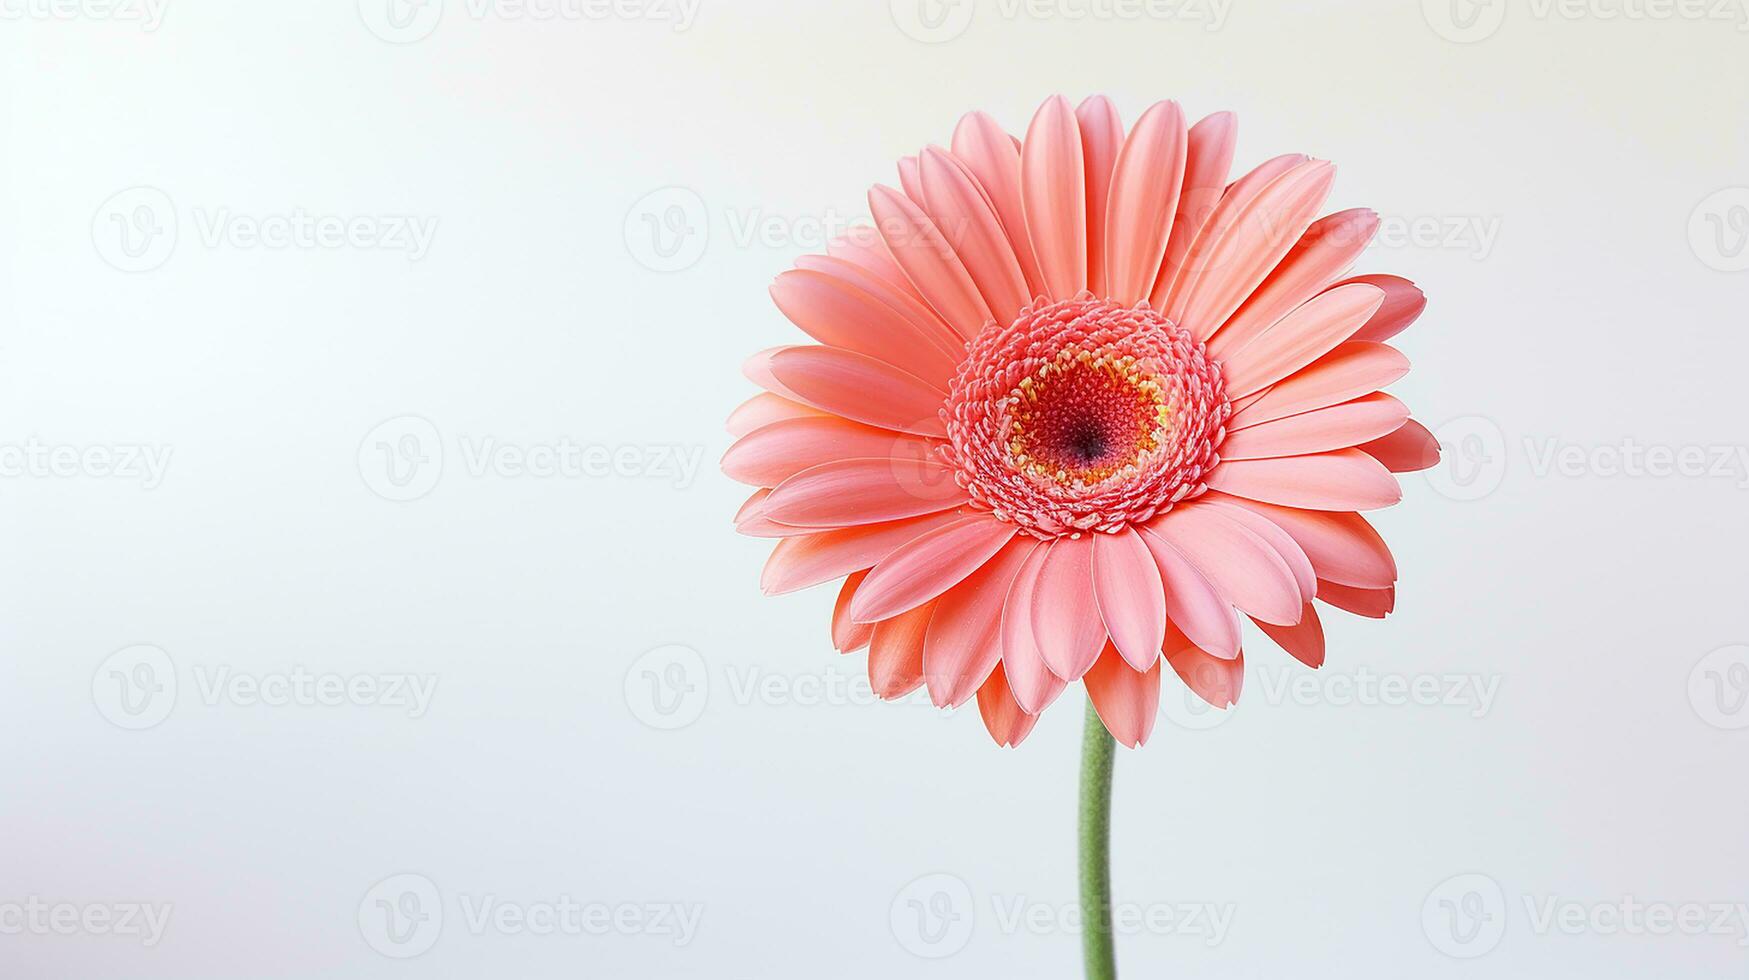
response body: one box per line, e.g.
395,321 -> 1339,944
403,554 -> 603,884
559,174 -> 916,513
726,95 -> 1438,747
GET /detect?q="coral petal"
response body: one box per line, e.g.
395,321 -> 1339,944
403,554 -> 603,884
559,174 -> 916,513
1029,535 -> 1108,680
1219,282 -> 1386,399
1092,528 -> 1167,671
1207,450 -> 1402,512
1341,274 -> 1427,343
1075,95 -> 1123,298
1103,100 -> 1188,306
851,515 -> 1018,622
1358,419 -> 1442,472
868,185 -> 993,340
1219,393 -> 1410,461
869,601 -> 934,698
767,346 -> 948,437
1149,504 -> 1302,626
833,572 -> 874,652
1136,526 -> 1242,660
762,457 -> 965,527
1021,95 -> 1088,299
1228,342 -> 1410,429
923,539 -> 1039,707
976,663 -> 1041,747
1085,645 -> 1162,748
758,511 -> 968,595
1253,604 -> 1325,668
1164,627 -> 1244,708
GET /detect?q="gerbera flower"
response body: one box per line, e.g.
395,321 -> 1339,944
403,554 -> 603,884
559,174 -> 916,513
725,95 -> 1438,749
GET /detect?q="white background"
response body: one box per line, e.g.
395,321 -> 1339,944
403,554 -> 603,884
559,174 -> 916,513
4,0 -> 1748,976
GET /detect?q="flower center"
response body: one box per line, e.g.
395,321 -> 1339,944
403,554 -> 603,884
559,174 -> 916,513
943,296 -> 1230,537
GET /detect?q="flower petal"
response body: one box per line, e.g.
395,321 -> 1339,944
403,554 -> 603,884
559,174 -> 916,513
923,538 -> 1039,707
1206,449 -> 1402,512
1150,110 -> 1237,310
1218,392 -> 1410,461
1103,100 -> 1187,306
976,663 -> 1042,748
758,511 -> 969,595
792,254 -> 965,360
918,146 -> 1031,323
1085,645 -> 1162,747
1075,95 -> 1123,298
851,514 -> 1018,622
825,226 -> 926,304
869,600 -> 934,698
832,571 -> 874,653
762,457 -> 966,528
1205,208 -> 1380,359
1358,419 -> 1442,472
1317,580 -> 1395,619
767,345 -> 948,437
868,184 -> 993,340
1092,527 -> 1167,671
1164,626 -> 1244,708
951,110 -> 1047,297
1149,503 -> 1302,626
1021,95 -> 1088,300
1208,494 -> 1397,589
1030,534 -> 1109,681
1253,604 -> 1325,668
770,268 -> 960,383
722,416 -> 936,488
1136,526 -> 1242,660
1340,274 -> 1427,343
1218,282 -> 1387,399
726,392 -> 828,438
1168,158 -> 1335,341
1228,342 -> 1410,430
999,542 -> 1064,713
1200,498 -> 1317,603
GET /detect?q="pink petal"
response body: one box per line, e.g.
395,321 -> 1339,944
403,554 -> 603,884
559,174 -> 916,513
951,110 -> 1046,298
763,457 -> 966,528
1102,100 -> 1187,306
1021,95 -> 1088,299
758,510 -> 968,595
1150,110 -> 1238,311
998,542 -> 1063,713
825,226 -> 926,304
869,601 -> 934,698
1168,159 -> 1335,341
1228,342 -> 1410,429
1029,535 -> 1109,681
851,515 -> 1018,622
897,154 -> 924,204
735,488 -> 812,539
922,538 -> 1039,707
1340,274 -> 1427,343
1206,208 -> 1380,359
1199,499 -> 1317,603
1208,494 -> 1397,589
1317,580 -> 1395,619
1085,644 -> 1162,748
1075,95 -> 1123,298
1358,419 -> 1442,472
1136,526 -> 1242,660
722,416 -> 936,488
1164,627 -> 1244,708
1149,503 -> 1302,626
1206,449 -> 1402,512
767,345 -> 947,438
1218,392 -> 1410,461
1253,604 -> 1325,668
1218,282 -> 1387,399
833,571 -> 874,652
770,268 -> 959,383
976,663 -> 1042,748
1092,527 -> 1167,671
918,146 -> 1031,323
868,185 -> 992,340
726,392 -> 828,438
792,254 -> 966,359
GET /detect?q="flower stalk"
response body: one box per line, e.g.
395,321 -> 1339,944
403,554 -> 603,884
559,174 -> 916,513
1079,697 -> 1117,980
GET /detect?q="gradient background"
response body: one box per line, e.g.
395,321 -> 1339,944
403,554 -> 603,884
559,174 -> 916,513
4,0 -> 1748,976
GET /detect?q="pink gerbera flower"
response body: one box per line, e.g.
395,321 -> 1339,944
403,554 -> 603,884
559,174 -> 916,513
726,95 -> 1438,749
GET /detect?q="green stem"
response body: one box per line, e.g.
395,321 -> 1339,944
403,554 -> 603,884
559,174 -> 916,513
1079,697 -> 1117,980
